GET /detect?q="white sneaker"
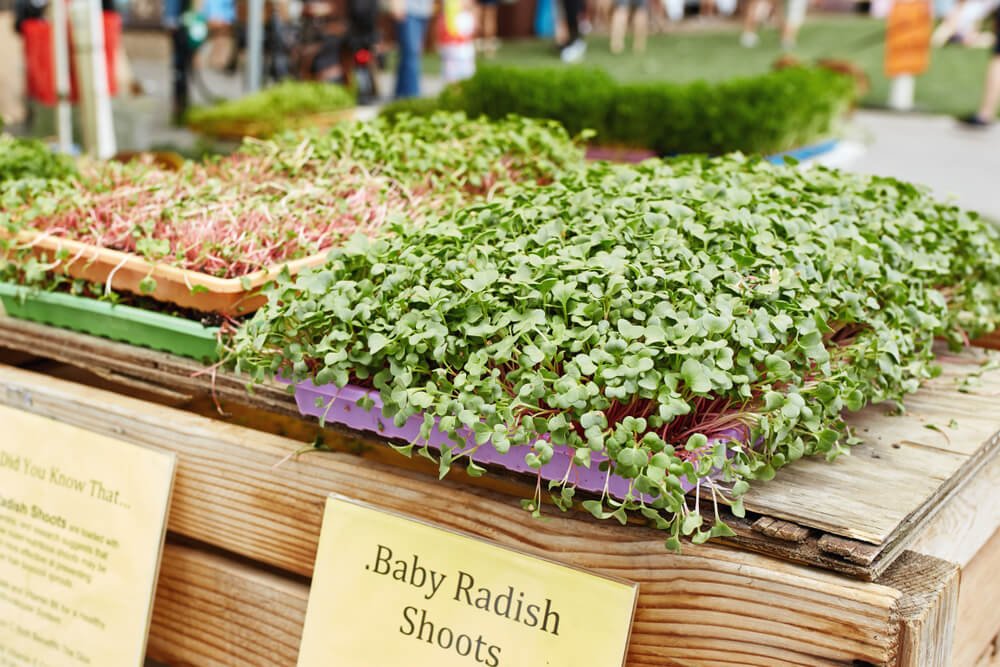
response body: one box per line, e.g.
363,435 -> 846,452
740,31 -> 759,47
560,39 -> 587,63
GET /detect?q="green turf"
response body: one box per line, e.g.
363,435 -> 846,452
441,15 -> 993,116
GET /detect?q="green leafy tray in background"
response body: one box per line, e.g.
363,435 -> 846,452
0,283 -> 220,362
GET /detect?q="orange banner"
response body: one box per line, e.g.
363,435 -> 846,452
885,0 -> 932,76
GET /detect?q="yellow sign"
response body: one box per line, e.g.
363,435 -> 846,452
0,405 -> 176,667
298,495 -> 639,667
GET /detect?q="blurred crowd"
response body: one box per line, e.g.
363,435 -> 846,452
5,0 -> 1000,126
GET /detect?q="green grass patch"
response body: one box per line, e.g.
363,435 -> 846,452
450,16 -> 991,116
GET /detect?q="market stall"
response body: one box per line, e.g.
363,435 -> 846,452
1,109 -> 999,666
0,321 -> 998,665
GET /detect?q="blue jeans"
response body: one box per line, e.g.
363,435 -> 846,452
395,15 -> 428,99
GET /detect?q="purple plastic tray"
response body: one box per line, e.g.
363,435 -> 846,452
292,380 -> 739,501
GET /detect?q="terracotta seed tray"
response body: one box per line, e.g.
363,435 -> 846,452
9,229 -> 330,315
188,107 -> 358,141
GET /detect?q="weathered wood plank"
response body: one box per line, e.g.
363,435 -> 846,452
746,437 -> 966,543
877,551 -> 959,667
147,541 -> 956,667
910,452 -> 1000,568
744,353 -> 1000,546
952,528 -> 1000,667
0,363 -> 909,665
0,317 -> 298,416
972,638 -> 1000,667
147,542 -> 309,667
2,319 -> 1000,579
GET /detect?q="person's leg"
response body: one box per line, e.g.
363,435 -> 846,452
741,0 -> 763,46
482,3 -> 499,53
594,0 -> 613,30
780,0 -> 806,48
554,0 -> 568,45
562,0 -> 581,42
557,0 -> 586,59
633,3 -> 648,52
962,9 -> 1000,125
439,45 -> 455,83
395,14 -> 427,98
171,26 -> 192,120
460,43 -> 477,79
647,0 -> 668,30
610,1 -> 628,52
978,56 -> 1000,120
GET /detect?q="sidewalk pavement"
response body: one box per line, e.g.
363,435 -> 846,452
849,110 -> 999,221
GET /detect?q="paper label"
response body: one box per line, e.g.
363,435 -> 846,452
298,495 -> 639,667
0,405 -> 176,667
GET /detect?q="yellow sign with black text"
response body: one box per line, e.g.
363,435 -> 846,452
298,495 -> 639,667
0,405 -> 176,667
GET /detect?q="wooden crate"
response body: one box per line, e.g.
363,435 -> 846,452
1,318 -> 999,666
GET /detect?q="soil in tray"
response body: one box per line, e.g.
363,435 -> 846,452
9,278 -> 231,327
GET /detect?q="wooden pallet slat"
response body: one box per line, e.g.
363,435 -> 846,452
0,363 -> 939,666
3,321 -> 1000,666
953,528 -> 1000,667
2,318 -> 1000,581
147,543 -> 309,667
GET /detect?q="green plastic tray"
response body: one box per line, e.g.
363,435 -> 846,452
0,283 -> 220,362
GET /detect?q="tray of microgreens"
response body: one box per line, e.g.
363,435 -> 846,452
230,155 -> 1000,549
1,114 -> 584,316
186,80 -> 358,140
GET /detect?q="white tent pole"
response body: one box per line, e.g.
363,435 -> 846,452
50,0 -> 73,153
69,0 -> 116,158
247,0 -> 265,91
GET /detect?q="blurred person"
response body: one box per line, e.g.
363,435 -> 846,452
781,0 -> 807,47
201,0 -> 236,69
535,0 -> 557,36
3,3 -> 28,125
664,0 -> 683,21
646,0 -> 672,32
740,0 -> 769,47
716,0 -> 737,14
391,0 -> 432,97
439,0 -> 477,81
558,0 -> 586,61
740,0 -> 807,48
610,0 -> 648,53
932,0 -> 999,47
579,3 -> 593,34
592,0 -> 614,31
960,7 -> 1000,125
163,0 -> 198,121
476,0 -> 499,55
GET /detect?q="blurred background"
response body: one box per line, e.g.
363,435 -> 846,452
1,0 -> 996,216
